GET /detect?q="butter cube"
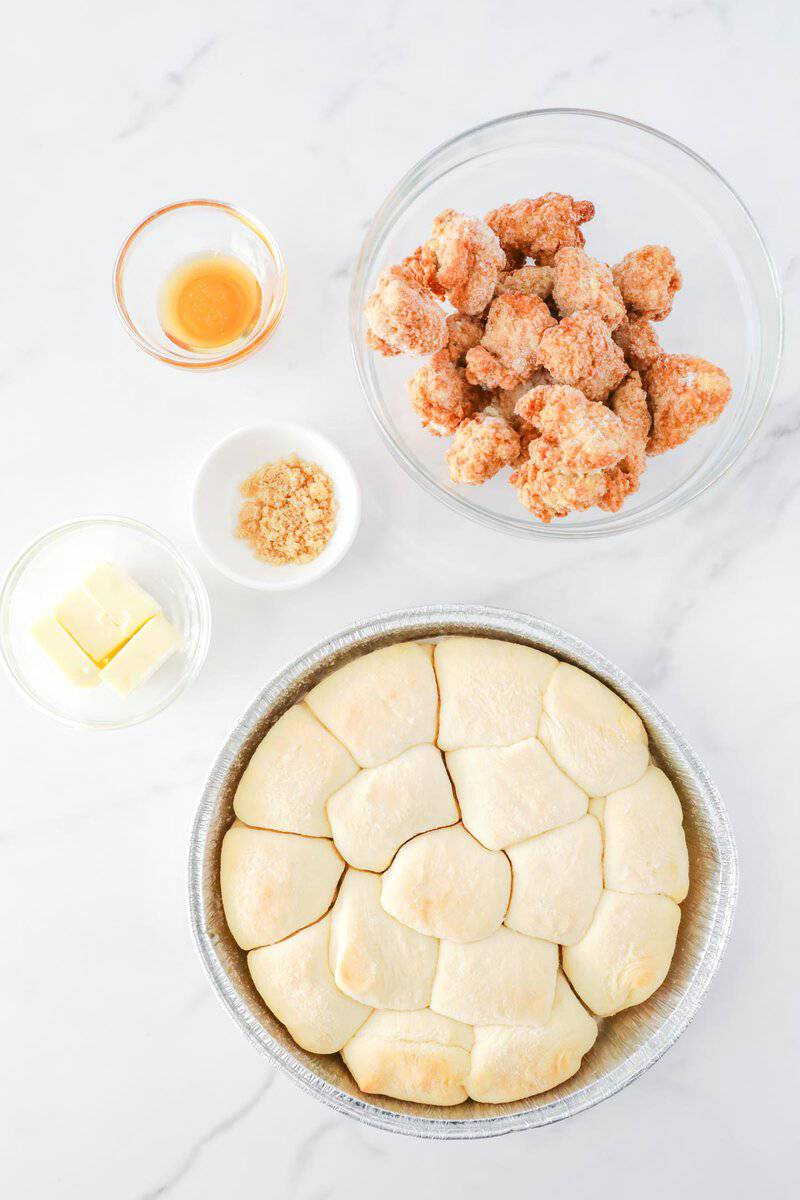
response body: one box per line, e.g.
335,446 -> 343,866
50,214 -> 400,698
83,563 -> 160,639
54,588 -> 128,665
32,616 -> 101,688
101,614 -> 180,697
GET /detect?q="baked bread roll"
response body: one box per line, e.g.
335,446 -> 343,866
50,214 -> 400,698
466,973 -> 598,1103
562,889 -> 681,1016
505,815 -> 602,945
220,821 -> 344,950
591,765 -> 689,902
306,642 -> 438,768
539,663 -> 649,795
329,869 -> 438,1009
247,914 -> 371,1053
446,737 -> 587,850
233,704 -> 358,837
327,744 -> 459,871
431,926 -> 558,1025
342,1008 -> 474,1106
381,824 -> 511,942
435,636 -> 556,750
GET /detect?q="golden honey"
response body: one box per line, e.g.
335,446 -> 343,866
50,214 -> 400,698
158,254 -> 262,350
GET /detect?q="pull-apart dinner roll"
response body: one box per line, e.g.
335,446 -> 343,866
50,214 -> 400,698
539,663 -> 649,795
446,737 -> 587,850
233,704 -> 358,837
220,821 -> 344,950
591,765 -> 689,902
342,1008 -> 474,1106
381,824 -> 511,942
329,869 -> 438,1009
435,636 -> 557,750
247,914 -> 371,1053
505,814 -> 602,945
306,642 -> 438,769
466,973 -> 598,1103
327,744 -> 459,871
431,926 -> 558,1025
562,889 -> 680,1016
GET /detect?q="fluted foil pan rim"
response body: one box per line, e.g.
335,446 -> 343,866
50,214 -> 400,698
187,604 -> 738,1139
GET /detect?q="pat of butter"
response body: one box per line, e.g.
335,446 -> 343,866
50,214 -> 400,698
101,613 -> 180,697
83,563 -> 160,638
54,587 -> 129,665
32,616 -> 101,688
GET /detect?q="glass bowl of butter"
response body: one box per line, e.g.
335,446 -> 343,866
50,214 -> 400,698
0,517 -> 211,730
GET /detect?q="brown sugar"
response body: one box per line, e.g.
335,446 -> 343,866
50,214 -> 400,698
236,457 -> 337,565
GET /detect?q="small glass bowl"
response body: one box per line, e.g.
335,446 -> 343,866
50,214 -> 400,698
114,200 -> 287,370
351,109 -> 784,539
0,517 -> 211,730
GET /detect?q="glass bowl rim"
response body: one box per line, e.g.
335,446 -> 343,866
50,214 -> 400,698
113,198 -> 288,371
0,514 -> 212,731
350,107 -> 784,540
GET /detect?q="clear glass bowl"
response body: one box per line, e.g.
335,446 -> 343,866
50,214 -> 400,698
0,517 -> 211,730
350,110 -> 783,538
114,200 -> 287,370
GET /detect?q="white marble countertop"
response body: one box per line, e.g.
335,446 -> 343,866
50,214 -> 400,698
3,1 -> 798,1194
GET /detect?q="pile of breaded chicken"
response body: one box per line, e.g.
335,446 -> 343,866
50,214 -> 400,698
364,194 -> 731,522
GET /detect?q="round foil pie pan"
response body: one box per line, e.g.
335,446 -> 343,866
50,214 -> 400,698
188,605 -> 738,1139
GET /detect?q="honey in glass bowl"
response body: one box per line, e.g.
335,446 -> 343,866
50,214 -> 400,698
158,254 -> 263,350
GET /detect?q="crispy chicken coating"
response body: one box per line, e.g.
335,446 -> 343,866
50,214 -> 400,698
515,384 -> 629,471
613,316 -> 661,373
407,349 -> 479,437
486,193 -> 595,266
645,354 -> 732,455
613,245 -> 682,321
464,345 -> 521,391
423,210 -> 505,315
598,372 -> 652,512
465,293 -> 556,390
445,313 -> 485,366
494,265 -> 555,301
539,311 -> 628,402
445,411 -> 521,484
365,265 -> 447,357
510,441 -> 608,523
552,247 -> 626,330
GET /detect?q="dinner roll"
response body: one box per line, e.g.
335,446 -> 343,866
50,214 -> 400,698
505,815 -> 602,945
306,642 -> 438,768
539,663 -> 649,795
342,1008 -> 474,1106
247,914 -> 371,1053
329,869 -> 438,1009
435,636 -> 557,750
562,890 -> 681,1016
220,821 -> 344,950
446,737 -> 587,850
467,973 -> 598,1103
431,926 -> 558,1025
592,765 -> 689,902
233,704 -> 358,837
327,744 -> 459,871
381,824 -> 511,942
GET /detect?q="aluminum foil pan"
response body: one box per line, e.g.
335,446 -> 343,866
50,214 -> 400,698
188,605 -> 738,1139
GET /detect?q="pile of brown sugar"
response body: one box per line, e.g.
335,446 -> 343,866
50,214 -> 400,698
236,457 -> 337,565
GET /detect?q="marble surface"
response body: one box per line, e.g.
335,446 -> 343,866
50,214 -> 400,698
3,1 -> 798,1194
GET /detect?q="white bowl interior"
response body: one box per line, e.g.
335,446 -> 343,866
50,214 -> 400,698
189,607 -> 737,1138
192,423 -> 361,590
1,517 -> 210,730
352,112 -> 782,538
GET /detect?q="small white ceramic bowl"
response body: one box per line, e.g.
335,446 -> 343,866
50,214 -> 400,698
192,422 -> 361,590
